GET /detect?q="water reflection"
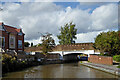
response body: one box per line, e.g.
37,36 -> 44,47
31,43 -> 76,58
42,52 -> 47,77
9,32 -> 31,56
4,62 -> 119,78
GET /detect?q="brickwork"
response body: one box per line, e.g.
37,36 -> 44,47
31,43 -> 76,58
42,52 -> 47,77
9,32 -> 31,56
53,43 -> 94,51
0,22 -> 25,52
47,54 -> 60,59
24,47 -> 42,52
88,55 -> 113,65
35,52 -> 60,60
25,43 -> 94,52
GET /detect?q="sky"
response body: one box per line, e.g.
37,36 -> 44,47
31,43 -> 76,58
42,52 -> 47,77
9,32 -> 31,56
0,2 -> 118,45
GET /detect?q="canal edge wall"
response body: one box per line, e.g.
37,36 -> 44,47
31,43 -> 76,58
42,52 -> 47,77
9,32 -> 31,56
79,62 -> 120,76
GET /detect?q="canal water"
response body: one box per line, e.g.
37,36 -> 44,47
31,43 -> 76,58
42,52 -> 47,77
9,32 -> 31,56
3,62 -> 119,78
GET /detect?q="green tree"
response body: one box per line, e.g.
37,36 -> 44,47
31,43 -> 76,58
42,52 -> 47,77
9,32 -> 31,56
94,31 -> 120,56
24,42 -> 30,47
41,33 -> 55,55
37,43 -> 42,47
57,22 -> 77,45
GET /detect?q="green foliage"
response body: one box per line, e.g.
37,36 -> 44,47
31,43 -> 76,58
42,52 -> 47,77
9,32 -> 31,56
99,53 -> 104,56
37,43 -> 42,47
2,54 -> 39,74
34,43 -> 42,47
94,31 -> 120,56
117,63 -> 120,68
41,33 -> 55,54
24,42 -> 30,47
57,22 -> 77,45
113,55 -> 120,62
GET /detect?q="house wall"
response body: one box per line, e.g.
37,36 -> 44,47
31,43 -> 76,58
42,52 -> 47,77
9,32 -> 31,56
0,31 -> 24,52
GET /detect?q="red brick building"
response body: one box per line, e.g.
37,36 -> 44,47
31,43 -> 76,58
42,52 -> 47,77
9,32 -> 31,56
0,22 -> 25,52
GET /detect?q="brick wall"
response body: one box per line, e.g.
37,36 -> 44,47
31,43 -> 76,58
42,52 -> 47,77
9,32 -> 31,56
47,54 -> 60,59
53,43 -> 94,51
88,55 -> 113,65
25,47 -> 42,52
24,43 -> 94,52
35,52 -> 60,59
0,31 -> 24,52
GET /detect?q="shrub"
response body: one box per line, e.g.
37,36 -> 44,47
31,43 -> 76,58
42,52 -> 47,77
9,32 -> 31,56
113,55 -> 120,62
117,63 -> 120,68
117,65 -> 120,68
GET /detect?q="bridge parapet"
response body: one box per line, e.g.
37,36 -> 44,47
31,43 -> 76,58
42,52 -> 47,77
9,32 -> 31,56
24,43 -> 96,53
24,47 -> 42,52
53,43 -> 94,51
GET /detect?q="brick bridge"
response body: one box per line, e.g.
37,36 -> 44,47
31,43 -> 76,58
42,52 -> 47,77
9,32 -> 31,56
25,43 -> 100,57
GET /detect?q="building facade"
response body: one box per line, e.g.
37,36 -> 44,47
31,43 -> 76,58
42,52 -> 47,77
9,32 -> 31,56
0,22 -> 25,52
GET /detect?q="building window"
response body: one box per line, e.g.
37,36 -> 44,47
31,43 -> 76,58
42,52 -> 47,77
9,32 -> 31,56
9,34 -> 15,48
0,37 -> 5,48
18,32 -> 23,36
18,40 -> 22,49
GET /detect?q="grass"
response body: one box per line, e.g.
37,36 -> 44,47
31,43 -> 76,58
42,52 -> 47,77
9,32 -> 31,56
80,61 -> 82,63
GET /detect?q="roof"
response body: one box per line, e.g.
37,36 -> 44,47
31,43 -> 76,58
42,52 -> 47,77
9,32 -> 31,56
0,22 -> 24,34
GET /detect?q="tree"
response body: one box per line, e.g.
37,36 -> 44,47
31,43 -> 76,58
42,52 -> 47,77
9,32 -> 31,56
33,43 -> 42,47
94,31 -> 120,56
37,43 -> 42,47
41,33 -> 55,55
24,42 -> 30,47
57,22 -> 77,45
31,42 -> 33,47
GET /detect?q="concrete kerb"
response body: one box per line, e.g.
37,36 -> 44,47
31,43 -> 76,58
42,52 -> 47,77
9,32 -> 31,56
79,62 -> 120,76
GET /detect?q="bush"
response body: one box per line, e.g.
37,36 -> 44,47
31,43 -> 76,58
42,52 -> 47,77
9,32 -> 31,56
113,55 -> 120,62
117,65 -> 120,68
117,63 -> 120,68
2,54 -> 39,74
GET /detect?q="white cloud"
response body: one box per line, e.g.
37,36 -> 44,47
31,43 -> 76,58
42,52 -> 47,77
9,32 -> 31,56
0,2 -> 118,45
77,0 -> 119,2
76,30 -> 105,43
90,4 -> 118,31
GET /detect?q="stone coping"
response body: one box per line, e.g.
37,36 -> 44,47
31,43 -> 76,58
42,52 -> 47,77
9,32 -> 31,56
80,62 -> 120,76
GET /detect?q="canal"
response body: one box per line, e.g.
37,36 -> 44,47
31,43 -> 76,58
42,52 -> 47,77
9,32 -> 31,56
3,61 -> 119,78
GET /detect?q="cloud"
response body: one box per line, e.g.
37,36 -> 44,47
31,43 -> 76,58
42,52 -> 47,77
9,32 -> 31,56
90,4 -> 118,31
77,0 -> 119,2
76,30 -> 106,43
0,2 -> 118,44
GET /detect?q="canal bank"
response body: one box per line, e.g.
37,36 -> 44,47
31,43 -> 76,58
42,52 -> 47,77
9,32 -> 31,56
79,61 -> 120,76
